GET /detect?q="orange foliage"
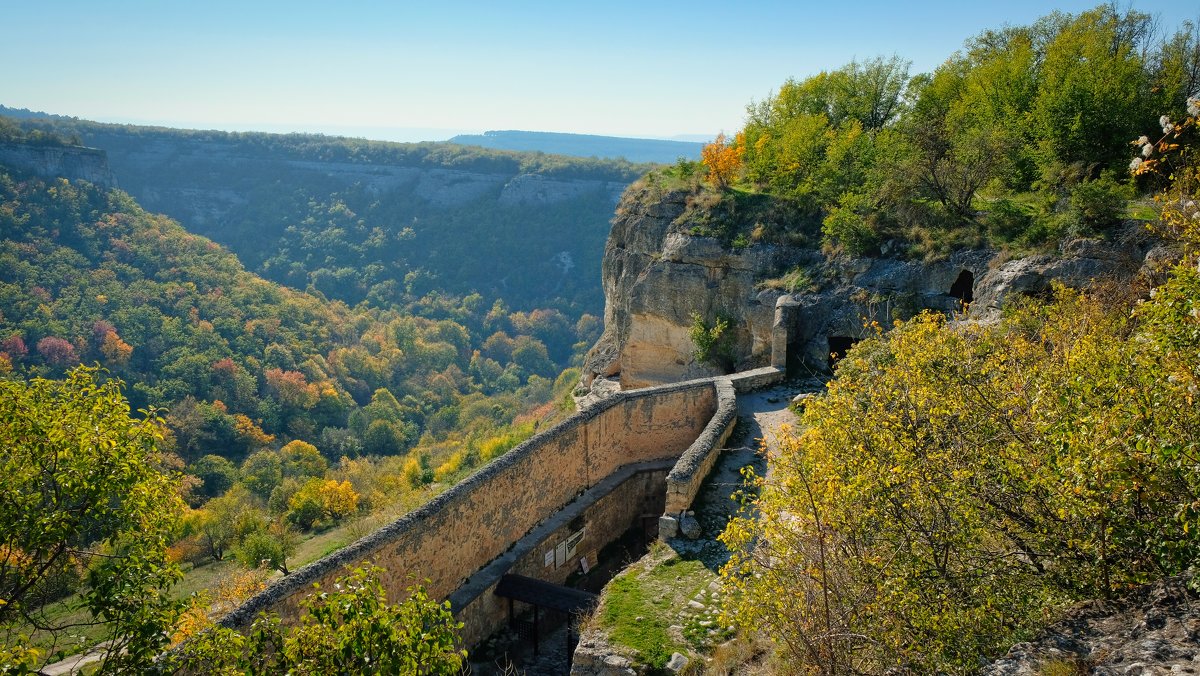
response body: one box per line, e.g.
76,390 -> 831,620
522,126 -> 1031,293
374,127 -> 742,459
170,567 -> 270,645
265,367 -> 320,409
701,132 -> 745,188
233,413 -> 275,449
99,330 -> 133,366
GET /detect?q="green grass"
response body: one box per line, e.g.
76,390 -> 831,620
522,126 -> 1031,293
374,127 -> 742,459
598,544 -> 727,669
1126,199 -> 1159,221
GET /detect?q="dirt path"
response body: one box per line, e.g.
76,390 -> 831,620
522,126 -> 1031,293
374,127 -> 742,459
39,641 -> 112,675
669,378 -> 821,572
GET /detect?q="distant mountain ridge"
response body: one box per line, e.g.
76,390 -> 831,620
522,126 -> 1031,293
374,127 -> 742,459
449,130 -> 705,164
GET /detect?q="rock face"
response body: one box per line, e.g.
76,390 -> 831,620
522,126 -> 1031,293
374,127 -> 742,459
584,187 -> 791,389
498,173 -> 626,207
571,633 -> 637,676
584,185 -> 1166,389
0,142 -> 117,189
983,575 -> 1200,674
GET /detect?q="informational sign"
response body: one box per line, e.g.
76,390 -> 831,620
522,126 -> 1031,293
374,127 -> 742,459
544,549 -> 554,567
555,541 -> 568,567
579,556 -> 590,574
565,528 -> 585,559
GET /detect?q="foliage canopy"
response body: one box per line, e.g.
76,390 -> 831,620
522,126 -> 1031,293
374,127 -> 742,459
0,367 -> 184,672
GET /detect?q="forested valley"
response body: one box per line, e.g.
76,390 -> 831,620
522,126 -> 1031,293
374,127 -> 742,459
0,116 -> 630,667
4,2 -> 1200,673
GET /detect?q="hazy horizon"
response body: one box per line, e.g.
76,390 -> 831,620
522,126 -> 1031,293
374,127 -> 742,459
3,0 -> 1196,142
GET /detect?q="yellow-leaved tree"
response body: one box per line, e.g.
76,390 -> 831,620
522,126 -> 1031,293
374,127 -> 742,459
700,132 -> 745,188
720,100 -> 1200,672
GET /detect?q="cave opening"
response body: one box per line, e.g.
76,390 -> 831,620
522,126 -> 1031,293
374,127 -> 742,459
828,336 -> 857,370
949,269 -> 974,304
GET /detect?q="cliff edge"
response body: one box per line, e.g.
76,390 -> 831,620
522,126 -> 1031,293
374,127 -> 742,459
0,142 -> 116,189
583,183 -> 1169,390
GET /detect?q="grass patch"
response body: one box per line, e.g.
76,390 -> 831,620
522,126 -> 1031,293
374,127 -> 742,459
758,265 -> 815,294
598,545 -> 728,669
1126,199 -> 1158,221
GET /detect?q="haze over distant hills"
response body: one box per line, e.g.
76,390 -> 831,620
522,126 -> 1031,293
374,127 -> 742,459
0,106 -> 708,161
449,130 -> 705,164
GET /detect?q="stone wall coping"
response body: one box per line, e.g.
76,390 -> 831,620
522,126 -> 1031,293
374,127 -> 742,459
728,366 -> 785,393
219,376 -> 721,629
447,458 -> 675,614
664,378 -> 737,491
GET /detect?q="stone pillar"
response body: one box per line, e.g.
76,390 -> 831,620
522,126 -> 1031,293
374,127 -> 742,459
772,296 -> 800,369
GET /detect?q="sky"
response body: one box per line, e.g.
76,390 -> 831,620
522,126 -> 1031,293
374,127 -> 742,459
2,0 -> 1197,143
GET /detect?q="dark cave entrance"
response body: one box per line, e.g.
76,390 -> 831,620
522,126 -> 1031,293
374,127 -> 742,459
828,336 -> 857,370
949,270 -> 974,305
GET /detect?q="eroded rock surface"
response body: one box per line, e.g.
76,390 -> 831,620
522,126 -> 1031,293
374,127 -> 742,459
0,142 -> 117,189
983,575 -> 1200,675
584,184 -> 1167,390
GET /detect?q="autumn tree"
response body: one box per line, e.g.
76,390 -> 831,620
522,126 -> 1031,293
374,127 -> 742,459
723,267 -> 1200,673
700,132 -> 745,188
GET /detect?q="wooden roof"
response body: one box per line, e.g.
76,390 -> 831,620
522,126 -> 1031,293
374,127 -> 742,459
493,574 -> 598,614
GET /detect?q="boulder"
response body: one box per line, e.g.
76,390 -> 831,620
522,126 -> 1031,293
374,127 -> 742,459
679,512 -> 702,539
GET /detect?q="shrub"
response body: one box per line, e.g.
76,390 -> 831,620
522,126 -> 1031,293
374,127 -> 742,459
171,566 -> 464,674
984,198 -> 1034,243
1068,171 -> 1132,233
821,192 -> 878,255
689,312 -> 737,371
722,284 -> 1200,672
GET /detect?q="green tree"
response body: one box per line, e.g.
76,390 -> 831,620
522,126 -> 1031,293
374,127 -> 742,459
236,522 -> 297,575
188,485 -> 259,561
688,312 -> 736,371
0,367 -> 183,672
189,454 -> 238,501
240,449 -> 283,499
280,440 -> 327,480
171,565 -> 464,674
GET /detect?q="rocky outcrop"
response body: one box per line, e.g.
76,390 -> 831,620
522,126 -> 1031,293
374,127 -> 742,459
571,634 -> 637,676
584,185 -> 1167,389
983,575 -> 1200,674
584,187 -> 791,389
0,142 -> 116,188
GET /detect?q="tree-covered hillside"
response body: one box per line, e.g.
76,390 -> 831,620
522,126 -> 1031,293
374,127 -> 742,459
3,112 -> 647,315
0,156 -> 591,471
665,6 -> 1199,259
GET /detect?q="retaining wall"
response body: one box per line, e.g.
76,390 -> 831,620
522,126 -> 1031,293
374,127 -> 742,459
219,378 -> 722,630
453,463 -> 670,645
217,310 -> 789,648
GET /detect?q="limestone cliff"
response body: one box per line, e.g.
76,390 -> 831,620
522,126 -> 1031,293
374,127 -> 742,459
0,142 -> 116,189
584,184 -> 1166,389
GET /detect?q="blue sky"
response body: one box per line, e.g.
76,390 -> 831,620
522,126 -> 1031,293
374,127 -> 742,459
2,1 -> 1196,142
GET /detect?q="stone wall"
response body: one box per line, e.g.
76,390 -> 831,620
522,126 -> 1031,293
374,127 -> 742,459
663,379 -> 738,519
453,463 -> 670,646
218,378 -> 722,633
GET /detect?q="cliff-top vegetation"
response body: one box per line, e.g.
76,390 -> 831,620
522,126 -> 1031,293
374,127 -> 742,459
716,7 -> 1200,672
652,5 -> 1198,260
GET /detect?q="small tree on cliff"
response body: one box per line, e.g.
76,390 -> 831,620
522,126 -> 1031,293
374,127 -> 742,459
701,132 -> 745,189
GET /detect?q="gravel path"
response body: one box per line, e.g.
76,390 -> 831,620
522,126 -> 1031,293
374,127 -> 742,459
668,379 -> 819,572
